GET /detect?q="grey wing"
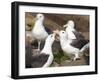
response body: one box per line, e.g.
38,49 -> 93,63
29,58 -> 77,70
31,53 -> 49,68
70,39 -> 89,49
45,27 -> 52,34
72,31 -> 84,40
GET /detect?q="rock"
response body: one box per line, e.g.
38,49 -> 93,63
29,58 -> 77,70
60,55 -> 89,66
32,49 -> 41,56
51,62 -> 60,67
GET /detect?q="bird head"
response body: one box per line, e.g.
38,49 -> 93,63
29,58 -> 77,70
53,30 -> 68,40
35,13 -> 44,21
63,20 -> 75,29
46,33 -> 56,44
59,30 -> 68,39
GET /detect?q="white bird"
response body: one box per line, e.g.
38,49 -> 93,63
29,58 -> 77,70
32,13 -> 49,51
58,30 -> 89,61
63,20 -> 84,40
30,33 -> 56,68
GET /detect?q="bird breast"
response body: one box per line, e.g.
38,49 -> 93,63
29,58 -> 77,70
62,44 -> 79,54
32,26 -> 48,40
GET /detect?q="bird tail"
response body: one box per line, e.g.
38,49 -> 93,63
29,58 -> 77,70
80,43 -> 90,52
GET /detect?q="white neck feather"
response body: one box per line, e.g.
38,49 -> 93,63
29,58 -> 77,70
41,39 -> 54,68
66,26 -> 75,32
32,20 -> 46,33
34,20 -> 43,27
41,41 -> 53,55
60,36 -> 72,47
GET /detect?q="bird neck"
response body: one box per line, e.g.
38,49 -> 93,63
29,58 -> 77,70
41,41 -> 53,55
60,37 -> 72,46
66,26 -> 75,32
32,20 -> 45,32
34,20 -> 43,27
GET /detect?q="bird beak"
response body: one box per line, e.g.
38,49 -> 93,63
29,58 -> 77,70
63,24 -> 68,28
53,30 -> 60,41
53,30 -> 60,35
53,33 -> 56,38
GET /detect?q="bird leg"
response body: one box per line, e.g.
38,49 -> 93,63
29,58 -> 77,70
38,41 -> 41,51
74,53 -> 80,61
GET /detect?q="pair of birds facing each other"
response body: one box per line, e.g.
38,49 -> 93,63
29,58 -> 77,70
26,13 -> 89,68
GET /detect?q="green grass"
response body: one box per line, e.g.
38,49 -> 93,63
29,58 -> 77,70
53,50 -> 70,64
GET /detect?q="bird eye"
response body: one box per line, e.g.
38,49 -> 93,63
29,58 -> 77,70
39,16 -> 42,17
51,35 -> 53,37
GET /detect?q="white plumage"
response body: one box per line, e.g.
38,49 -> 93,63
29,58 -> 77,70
59,30 -> 89,61
41,33 -> 56,67
63,20 -> 76,39
32,13 -> 49,51
63,20 -> 85,40
53,20 -> 85,61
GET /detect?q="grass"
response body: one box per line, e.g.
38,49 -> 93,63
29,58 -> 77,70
53,50 -> 70,65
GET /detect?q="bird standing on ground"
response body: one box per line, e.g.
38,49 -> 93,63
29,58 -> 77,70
32,13 -> 49,51
57,30 -> 89,61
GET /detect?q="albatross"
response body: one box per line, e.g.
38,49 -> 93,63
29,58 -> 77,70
57,30 -> 89,61
63,20 -> 84,40
63,20 -> 89,49
32,13 -> 50,51
26,33 -> 56,68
